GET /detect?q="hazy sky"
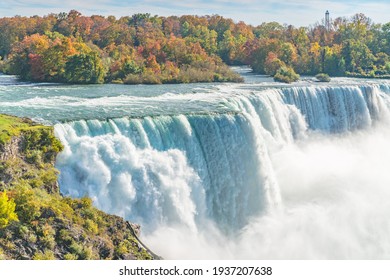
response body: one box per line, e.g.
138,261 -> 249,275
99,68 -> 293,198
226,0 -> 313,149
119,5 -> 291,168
1,0 -> 389,26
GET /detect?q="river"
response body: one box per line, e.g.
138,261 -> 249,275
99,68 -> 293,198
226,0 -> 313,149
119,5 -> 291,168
1,67 -> 390,259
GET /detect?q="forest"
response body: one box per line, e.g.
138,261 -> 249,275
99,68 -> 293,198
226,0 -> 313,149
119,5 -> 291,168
0,10 -> 389,84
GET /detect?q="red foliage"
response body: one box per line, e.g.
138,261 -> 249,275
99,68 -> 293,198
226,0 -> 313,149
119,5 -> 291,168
28,53 -> 45,81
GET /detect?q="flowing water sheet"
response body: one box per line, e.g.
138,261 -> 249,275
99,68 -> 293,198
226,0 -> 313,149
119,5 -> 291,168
2,73 -> 390,259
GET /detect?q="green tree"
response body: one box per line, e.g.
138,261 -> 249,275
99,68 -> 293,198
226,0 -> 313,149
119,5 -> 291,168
342,39 -> 374,73
280,42 -> 297,66
253,22 -> 284,39
64,51 -> 105,83
250,38 -> 281,73
380,23 -> 390,54
341,40 -> 355,72
0,17 -> 28,60
218,30 -> 236,63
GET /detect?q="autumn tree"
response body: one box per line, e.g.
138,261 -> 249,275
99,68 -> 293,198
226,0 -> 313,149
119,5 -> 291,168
264,52 -> 285,76
2,10 -> 389,83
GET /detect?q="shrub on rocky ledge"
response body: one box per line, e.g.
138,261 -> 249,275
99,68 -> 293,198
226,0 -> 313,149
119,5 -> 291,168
274,66 -> 300,83
315,73 -> 331,82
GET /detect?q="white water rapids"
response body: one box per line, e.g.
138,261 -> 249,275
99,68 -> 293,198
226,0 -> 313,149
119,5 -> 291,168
53,83 -> 390,259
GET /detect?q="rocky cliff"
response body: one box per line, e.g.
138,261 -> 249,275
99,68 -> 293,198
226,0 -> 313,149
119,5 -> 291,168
0,114 -> 157,260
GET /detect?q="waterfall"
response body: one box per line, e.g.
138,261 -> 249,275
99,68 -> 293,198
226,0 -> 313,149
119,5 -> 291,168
54,83 -> 390,258
55,84 -> 390,231
55,112 -> 285,234
280,85 -> 390,132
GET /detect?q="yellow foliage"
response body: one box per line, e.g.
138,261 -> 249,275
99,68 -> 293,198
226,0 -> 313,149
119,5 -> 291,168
310,42 -> 321,56
33,250 -> 55,260
0,191 -> 18,228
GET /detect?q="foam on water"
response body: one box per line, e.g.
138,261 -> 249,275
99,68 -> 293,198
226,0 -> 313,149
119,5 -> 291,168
52,82 -> 390,258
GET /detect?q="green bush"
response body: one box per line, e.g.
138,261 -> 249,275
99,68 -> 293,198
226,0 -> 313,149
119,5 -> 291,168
64,253 -> 78,260
274,66 -> 300,83
13,185 -> 40,222
123,74 -> 143,84
0,248 -> 6,260
386,62 -> 390,73
40,234 -> 56,250
0,60 -> 9,73
115,240 -> 130,255
69,241 -> 97,260
141,71 -> 162,84
40,168 -> 59,186
315,73 -> 331,82
264,56 -> 285,76
84,219 -> 99,234
123,63 -> 243,84
22,128 -> 63,164
33,250 -> 55,260
69,241 -> 84,258
25,150 -> 43,165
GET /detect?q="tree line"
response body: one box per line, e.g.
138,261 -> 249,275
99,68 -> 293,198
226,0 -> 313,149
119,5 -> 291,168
0,10 -> 389,84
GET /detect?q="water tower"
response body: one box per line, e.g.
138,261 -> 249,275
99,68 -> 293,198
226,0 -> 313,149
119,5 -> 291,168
325,10 -> 330,31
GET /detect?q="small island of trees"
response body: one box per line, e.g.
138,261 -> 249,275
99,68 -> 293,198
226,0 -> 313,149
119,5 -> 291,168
0,11 -> 389,84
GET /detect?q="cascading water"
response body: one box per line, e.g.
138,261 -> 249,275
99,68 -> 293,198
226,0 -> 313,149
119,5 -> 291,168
55,112 -> 283,234
52,82 -> 390,259
281,85 -> 390,131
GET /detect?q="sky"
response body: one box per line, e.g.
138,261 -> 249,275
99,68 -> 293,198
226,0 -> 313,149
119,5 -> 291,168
0,0 -> 389,26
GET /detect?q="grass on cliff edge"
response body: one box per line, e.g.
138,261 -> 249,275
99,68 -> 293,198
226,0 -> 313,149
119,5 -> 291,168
0,114 -> 153,260
0,114 -> 47,145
